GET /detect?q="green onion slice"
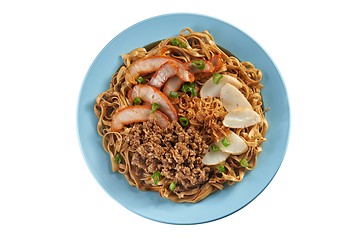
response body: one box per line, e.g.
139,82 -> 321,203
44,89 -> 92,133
181,82 -> 191,93
190,87 -> 197,97
181,82 -> 196,97
211,144 -> 220,152
169,182 -> 176,191
137,76 -> 145,84
212,73 -> 223,84
179,117 -> 189,127
240,158 -> 249,168
217,165 -> 225,173
133,97 -> 142,105
171,38 -> 179,46
114,154 -> 122,164
152,171 -> 161,185
221,137 -> 231,147
179,41 -> 187,48
169,91 -> 178,98
151,102 -> 160,113
192,60 -> 205,70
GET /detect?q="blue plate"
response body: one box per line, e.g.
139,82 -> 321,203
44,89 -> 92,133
77,13 -> 290,224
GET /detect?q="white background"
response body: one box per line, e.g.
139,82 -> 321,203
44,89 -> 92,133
1,0 -> 358,239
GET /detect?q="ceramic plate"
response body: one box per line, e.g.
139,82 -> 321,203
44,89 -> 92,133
77,13 -> 290,224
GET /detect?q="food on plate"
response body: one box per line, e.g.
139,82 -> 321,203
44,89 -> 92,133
94,28 -> 268,203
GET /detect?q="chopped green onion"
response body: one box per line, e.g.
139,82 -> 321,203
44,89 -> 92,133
192,60 -> 205,70
169,182 -> 176,191
169,91 -> 178,98
171,38 -> 179,46
190,87 -> 197,97
240,158 -> 249,168
211,144 -> 220,152
181,82 -> 191,93
179,41 -> 187,48
221,137 -> 231,147
212,73 -> 223,84
217,165 -> 225,173
133,97 -> 142,105
181,82 -> 196,97
151,102 -> 160,113
137,76 -> 146,84
114,154 -> 122,164
179,117 -> 189,127
152,171 -> 161,185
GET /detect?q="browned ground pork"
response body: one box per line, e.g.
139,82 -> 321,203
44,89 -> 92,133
124,120 -> 211,191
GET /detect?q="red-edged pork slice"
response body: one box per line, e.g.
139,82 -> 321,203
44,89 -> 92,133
128,84 -> 178,122
111,106 -> 170,131
148,61 -> 179,89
